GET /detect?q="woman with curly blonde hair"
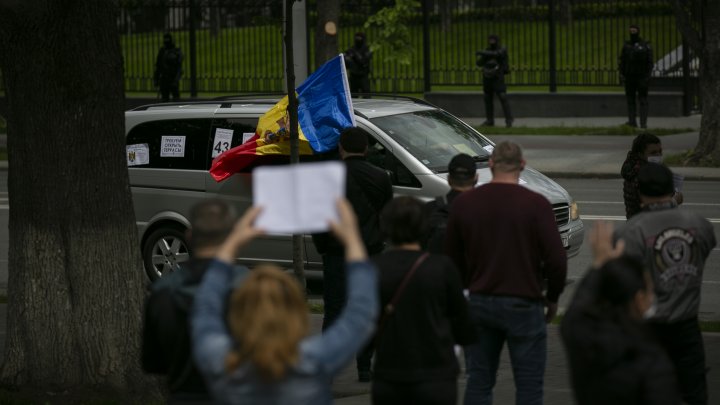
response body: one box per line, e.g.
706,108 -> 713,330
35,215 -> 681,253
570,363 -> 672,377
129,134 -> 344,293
192,199 -> 379,404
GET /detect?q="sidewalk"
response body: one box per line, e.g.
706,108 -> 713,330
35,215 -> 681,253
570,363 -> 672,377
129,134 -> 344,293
461,115 -> 720,181
320,310 -> 720,404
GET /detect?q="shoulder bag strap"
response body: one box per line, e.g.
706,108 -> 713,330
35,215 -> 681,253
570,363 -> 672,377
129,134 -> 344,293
385,252 -> 430,315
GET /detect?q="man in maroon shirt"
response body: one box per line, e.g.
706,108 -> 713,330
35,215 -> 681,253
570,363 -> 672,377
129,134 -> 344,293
445,141 -> 567,405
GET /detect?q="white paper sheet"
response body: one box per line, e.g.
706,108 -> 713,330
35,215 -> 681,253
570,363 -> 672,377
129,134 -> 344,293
253,161 -> 346,234
242,132 -> 256,144
673,172 -> 685,192
160,135 -> 186,157
212,128 -> 234,157
126,143 -> 150,166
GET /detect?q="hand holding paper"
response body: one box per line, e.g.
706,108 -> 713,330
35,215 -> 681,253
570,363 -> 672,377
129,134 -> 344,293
252,161 -> 346,234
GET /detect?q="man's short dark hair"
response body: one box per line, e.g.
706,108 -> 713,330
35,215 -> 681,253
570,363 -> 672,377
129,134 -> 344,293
380,196 -> 427,246
189,199 -> 237,250
490,141 -> 523,173
638,163 -> 674,197
630,133 -> 660,156
339,127 -> 368,154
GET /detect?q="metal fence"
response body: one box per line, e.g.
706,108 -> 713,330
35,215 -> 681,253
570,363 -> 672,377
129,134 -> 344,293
116,0 -> 698,95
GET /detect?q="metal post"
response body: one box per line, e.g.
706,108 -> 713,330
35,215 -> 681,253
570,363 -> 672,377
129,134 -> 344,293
682,39 -> 691,116
284,0 -> 306,288
548,0 -> 557,93
422,0 -> 431,93
188,0 -> 198,98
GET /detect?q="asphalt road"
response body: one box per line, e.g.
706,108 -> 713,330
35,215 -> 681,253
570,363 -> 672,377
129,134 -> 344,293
0,174 -> 718,321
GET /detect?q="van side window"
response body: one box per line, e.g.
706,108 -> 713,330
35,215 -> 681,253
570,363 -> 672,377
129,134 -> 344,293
126,119 -> 212,170
367,135 -> 421,188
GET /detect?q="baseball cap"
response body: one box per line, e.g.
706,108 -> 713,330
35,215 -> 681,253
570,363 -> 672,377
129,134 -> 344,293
448,154 -> 476,180
638,162 -> 674,197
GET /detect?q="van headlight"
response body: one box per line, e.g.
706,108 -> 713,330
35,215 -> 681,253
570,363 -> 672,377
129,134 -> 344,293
570,201 -> 579,221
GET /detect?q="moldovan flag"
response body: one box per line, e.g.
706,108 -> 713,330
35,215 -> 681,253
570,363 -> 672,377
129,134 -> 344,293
210,55 -> 356,181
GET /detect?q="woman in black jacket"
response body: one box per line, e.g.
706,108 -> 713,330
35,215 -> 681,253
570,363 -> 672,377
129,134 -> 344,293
561,222 -> 680,405
370,196 -> 474,405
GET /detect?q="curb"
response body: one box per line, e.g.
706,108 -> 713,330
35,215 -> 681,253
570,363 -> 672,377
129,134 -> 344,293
542,171 -> 720,181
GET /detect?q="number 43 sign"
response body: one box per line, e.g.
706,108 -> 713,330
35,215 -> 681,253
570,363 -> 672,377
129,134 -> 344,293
212,128 -> 234,158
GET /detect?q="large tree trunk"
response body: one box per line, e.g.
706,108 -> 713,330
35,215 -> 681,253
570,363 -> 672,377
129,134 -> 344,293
674,0 -> 720,165
315,0 -> 340,69
0,1 -> 159,401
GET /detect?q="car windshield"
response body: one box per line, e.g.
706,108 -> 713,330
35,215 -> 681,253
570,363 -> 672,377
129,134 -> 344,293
370,110 -> 493,172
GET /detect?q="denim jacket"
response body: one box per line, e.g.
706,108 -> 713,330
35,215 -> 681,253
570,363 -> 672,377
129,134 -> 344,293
191,259 -> 378,404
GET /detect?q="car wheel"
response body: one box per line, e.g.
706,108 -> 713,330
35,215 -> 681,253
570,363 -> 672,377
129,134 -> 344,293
142,227 -> 190,281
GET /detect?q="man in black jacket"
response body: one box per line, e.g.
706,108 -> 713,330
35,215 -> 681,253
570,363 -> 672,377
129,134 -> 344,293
154,33 -> 183,102
619,24 -> 654,128
477,34 -> 513,127
423,153 -> 478,253
344,32 -> 372,95
312,127 -> 392,381
143,200 -> 244,403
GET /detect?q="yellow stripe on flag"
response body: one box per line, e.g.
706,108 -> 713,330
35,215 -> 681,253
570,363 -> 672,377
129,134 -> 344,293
255,95 -> 314,156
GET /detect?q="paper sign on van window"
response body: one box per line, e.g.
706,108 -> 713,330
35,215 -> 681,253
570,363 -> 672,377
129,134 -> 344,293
126,143 -> 150,166
160,136 -> 186,157
212,128 -> 234,158
242,132 -> 255,144
453,143 -> 475,156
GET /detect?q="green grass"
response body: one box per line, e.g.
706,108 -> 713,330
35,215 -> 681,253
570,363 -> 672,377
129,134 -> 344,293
664,149 -> 720,168
121,14 -> 680,93
473,126 -> 695,136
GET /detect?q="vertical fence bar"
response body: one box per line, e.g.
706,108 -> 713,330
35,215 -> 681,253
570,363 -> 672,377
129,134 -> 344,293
422,0 -> 431,92
189,0 -> 198,97
548,0 -> 557,92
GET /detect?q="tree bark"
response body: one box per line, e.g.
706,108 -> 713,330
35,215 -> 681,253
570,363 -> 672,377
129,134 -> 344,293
673,0 -> 720,164
315,0 -> 340,68
0,0 -> 159,401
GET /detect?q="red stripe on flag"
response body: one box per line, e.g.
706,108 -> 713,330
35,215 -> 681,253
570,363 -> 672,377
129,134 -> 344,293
209,134 -> 260,181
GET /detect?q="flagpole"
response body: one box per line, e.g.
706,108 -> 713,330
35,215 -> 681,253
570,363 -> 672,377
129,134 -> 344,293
284,0 -> 306,289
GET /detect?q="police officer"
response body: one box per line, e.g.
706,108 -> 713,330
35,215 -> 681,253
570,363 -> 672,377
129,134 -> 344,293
154,33 -> 183,102
344,32 -> 372,96
476,34 -> 513,127
619,24 -> 653,128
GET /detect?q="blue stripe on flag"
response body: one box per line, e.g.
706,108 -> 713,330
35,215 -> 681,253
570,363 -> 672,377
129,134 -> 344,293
297,55 -> 356,153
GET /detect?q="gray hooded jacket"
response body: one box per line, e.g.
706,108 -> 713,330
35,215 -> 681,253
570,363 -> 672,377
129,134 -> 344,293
614,202 -> 716,323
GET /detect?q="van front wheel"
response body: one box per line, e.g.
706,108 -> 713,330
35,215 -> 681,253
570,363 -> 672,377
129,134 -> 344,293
142,227 -> 190,281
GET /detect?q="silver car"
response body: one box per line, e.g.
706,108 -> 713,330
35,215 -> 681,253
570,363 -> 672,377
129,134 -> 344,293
126,96 -> 584,281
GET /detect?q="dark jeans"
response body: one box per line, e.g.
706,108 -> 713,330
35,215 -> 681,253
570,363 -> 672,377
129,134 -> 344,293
321,253 -> 373,372
482,78 -> 512,124
464,294 -> 547,405
350,74 -> 371,96
650,318 -> 707,405
624,77 -> 648,126
373,378 -> 457,405
160,80 -> 180,102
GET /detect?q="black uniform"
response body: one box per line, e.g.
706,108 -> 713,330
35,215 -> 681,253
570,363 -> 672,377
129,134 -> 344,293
476,35 -> 513,127
345,33 -> 372,95
154,34 -> 183,102
619,32 -> 653,128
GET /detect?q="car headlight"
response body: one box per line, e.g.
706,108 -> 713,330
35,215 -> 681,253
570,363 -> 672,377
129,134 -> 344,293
570,201 -> 579,221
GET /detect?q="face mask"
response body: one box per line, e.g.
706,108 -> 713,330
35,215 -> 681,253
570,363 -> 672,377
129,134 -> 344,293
630,33 -> 639,42
647,155 -> 663,164
642,298 -> 658,320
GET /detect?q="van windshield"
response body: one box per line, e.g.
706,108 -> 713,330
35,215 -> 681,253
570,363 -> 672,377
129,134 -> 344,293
370,110 -> 493,172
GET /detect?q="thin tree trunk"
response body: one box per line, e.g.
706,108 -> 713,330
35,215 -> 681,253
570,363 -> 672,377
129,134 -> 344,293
0,1 -> 159,401
315,0 -> 340,68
